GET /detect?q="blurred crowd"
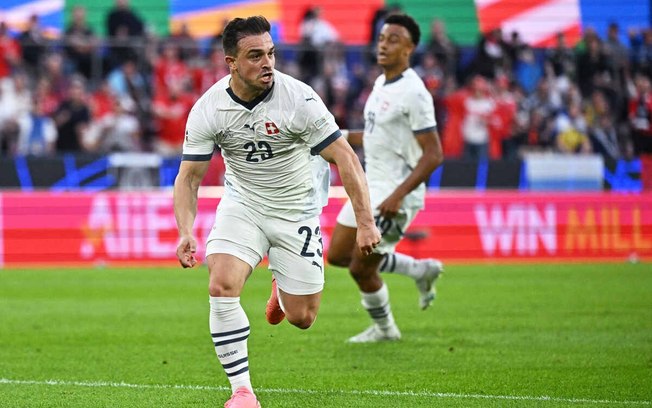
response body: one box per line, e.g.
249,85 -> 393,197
1,1 -> 652,162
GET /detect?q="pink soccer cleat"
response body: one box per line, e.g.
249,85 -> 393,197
265,277 -> 285,325
224,387 -> 261,408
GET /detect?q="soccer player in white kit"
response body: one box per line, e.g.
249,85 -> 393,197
327,14 -> 445,343
173,16 -> 380,408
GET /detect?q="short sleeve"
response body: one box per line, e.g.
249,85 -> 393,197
289,90 -> 340,151
182,105 -> 216,161
406,86 -> 437,134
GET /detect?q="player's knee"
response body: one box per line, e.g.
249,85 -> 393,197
208,281 -> 239,297
286,310 -> 317,330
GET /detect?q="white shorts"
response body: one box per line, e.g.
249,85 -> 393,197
336,199 -> 418,254
206,197 -> 324,295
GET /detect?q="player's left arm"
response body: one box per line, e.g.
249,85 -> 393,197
295,87 -> 380,254
377,129 -> 443,219
320,137 -> 381,256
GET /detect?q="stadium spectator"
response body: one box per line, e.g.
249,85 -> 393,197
107,59 -> 148,101
106,0 -> 144,39
514,45 -> 543,95
461,75 -> 495,160
629,72 -> 652,155
297,6 -> 339,82
589,111 -> 623,161
504,30 -> 526,71
1,70 -> 32,120
469,28 -> 508,79
167,21 -> 199,62
426,19 -> 459,82
173,16 -> 379,407
576,35 -> 615,99
629,28 -> 652,79
17,14 -> 48,75
153,42 -> 191,96
522,78 -> 560,150
33,76 -> 62,117
86,95 -> 141,153
40,52 -> 70,103
64,6 -> 98,79
0,77 -> 22,156
0,71 -> 33,157
0,22 -> 22,80
604,23 -> 630,87
191,47 -> 229,95
16,98 -> 58,156
490,74 -> 519,159
89,80 -> 116,120
106,0 -> 145,71
106,25 -> 138,73
106,58 -> 152,145
327,13 -> 444,343
415,51 -> 445,99
546,31 -> 576,80
151,80 -> 193,155
53,77 -> 91,152
553,99 -> 592,154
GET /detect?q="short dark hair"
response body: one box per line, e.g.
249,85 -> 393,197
222,16 -> 271,56
384,14 -> 420,46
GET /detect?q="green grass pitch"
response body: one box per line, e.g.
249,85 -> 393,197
1,263 -> 651,407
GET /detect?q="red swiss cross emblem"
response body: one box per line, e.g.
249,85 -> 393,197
265,122 -> 280,135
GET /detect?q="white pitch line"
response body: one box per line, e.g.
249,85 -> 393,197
0,378 -> 650,406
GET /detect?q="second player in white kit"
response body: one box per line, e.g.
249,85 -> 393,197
328,13 -> 445,343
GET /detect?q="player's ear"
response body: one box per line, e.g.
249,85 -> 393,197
405,42 -> 415,58
225,55 -> 236,70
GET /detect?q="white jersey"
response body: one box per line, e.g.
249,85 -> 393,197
183,70 -> 340,221
363,68 -> 436,209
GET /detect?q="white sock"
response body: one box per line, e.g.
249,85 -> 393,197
379,252 -> 422,279
209,296 -> 252,394
360,283 -> 395,330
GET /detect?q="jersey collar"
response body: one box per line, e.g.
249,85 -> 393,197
226,83 -> 274,110
383,73 -> 404,86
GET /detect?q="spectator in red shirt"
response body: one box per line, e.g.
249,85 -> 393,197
0,22 -> 22,79
153,42 -> 190,97
192,47 -> 229,95
629,72 -> 652,155
33,77 -> 63,117
489,74 -> 518,159
151,81 -> 193,155
89,80 -> 115,120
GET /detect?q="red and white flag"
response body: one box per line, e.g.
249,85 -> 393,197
475,0 -> 582,47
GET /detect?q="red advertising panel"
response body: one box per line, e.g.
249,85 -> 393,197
0,191 -> 650,267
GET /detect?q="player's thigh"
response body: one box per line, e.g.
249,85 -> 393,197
374,207 -> 419,254
265,216 -> 324,296
206,198 -> 270,272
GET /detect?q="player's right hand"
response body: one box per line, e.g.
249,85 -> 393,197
176,235 -> 198,268
357,223 -> 382,256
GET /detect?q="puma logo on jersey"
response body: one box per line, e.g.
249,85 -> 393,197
305,96 -> 316,102
244,124 -> 255,132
